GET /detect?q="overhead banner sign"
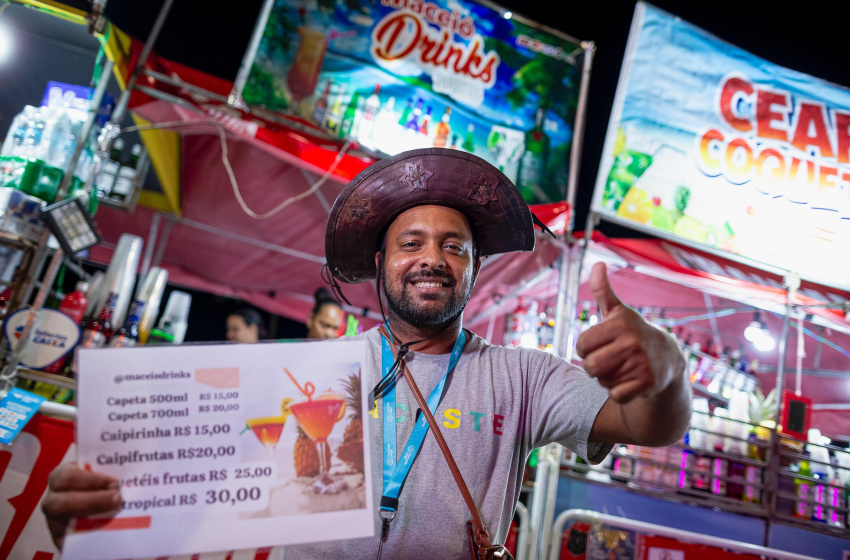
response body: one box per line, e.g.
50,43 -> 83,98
243,0 -> 588,204
592,2 -> 850,290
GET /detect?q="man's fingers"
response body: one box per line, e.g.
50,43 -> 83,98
575,320 -> 624,359
589,262 -> 623,318
48,463 -> 119,492
42,488 -> 122,520
581,336 -> 634,379
608,378 -> 651,404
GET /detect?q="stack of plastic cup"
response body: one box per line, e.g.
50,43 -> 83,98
90,233 -> 142,325
136,267 -> 168,344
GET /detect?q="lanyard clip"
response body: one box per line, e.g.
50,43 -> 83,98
379,509 -> 395,543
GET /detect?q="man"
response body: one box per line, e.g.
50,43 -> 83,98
42,149 -> 689,558
225,307 -> 265,343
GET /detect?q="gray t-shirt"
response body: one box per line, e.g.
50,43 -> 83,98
284,326 -> 611,559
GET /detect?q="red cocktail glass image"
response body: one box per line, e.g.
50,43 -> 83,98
285,368 -> 346,476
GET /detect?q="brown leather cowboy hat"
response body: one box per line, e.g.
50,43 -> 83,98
325,148 -> 536,284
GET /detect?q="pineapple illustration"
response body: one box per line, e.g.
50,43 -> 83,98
293,425 -> 328,478
673,184 -> 691,223
337,370 -> 364,473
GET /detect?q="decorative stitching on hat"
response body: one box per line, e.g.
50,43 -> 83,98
399,160 -> 433,192
345,196 -> 373,224
468,172 -> 500,206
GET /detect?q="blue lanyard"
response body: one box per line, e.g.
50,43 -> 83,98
380,329 -> 466,513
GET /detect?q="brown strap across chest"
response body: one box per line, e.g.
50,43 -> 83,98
378,325 -> 494,551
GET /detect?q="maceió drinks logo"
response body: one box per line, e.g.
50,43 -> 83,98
371,0 -> 500,107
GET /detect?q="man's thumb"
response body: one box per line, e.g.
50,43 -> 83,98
590,262 -> 622,318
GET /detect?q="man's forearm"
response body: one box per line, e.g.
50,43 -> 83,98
619,366 -> 692,447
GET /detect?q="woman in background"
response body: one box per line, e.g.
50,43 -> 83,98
225,307 -> 266,343
305,287 -> 343,339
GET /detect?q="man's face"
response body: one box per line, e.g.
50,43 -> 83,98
377,205 -> 478,328
226,315 -> 258,343
306,304 -> 343,339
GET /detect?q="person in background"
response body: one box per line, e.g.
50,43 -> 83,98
305,287 -> 343,339
225,307 -> 266,343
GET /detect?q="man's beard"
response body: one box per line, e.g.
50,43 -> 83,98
382,268 -> 471,328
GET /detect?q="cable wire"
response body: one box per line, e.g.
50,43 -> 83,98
122,119 -> 351,220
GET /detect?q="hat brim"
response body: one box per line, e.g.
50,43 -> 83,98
325,148 -> 535,284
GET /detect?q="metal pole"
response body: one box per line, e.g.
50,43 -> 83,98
139,211 -> 162,283
566,42 -> 595,216
109,0 -> 176,126
228,0 -> 276,107
765,277 -> 795,547
150,215 -> 175,269
56,57 -> 115,200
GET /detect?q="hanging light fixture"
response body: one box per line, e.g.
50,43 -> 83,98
744,310 -> 775,351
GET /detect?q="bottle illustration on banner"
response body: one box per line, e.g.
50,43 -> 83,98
418,106 -> 433,138
369,96 -> 396,152
397,98 -> 413,127
339,90 -> 362,139
517,107 -> 550,202
323,84 -> 347,135
449,133 -> 459,150
433,107 -> 452,148
311,81 -> 331,125
357,84 -> 382,144
405,98 -> 423,131
462,123 -> 475,153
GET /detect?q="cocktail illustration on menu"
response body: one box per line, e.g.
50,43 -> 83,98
246,398 -> 293,465
286,368 -> 348,491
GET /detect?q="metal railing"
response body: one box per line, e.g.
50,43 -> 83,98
547,509 -> 821,560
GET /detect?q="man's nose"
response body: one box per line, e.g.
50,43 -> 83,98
419,242 -> 446,269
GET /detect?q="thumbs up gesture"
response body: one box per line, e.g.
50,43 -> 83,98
576,262 -> 686,404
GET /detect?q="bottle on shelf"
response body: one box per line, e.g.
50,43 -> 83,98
504,297 -> 529,348
110,144 -> 142,202
793,452 -> 813,520
108,299 -> 144,348
43,280 -> 89,374
519,300 -> 539,349
148,290 -> 191,345
95,138 -> 123,198
709,408 -> 729,497
79,292 -> 118,350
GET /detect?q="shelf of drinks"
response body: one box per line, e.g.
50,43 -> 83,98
680,342 -> 759,404
559,460 -> 770,519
